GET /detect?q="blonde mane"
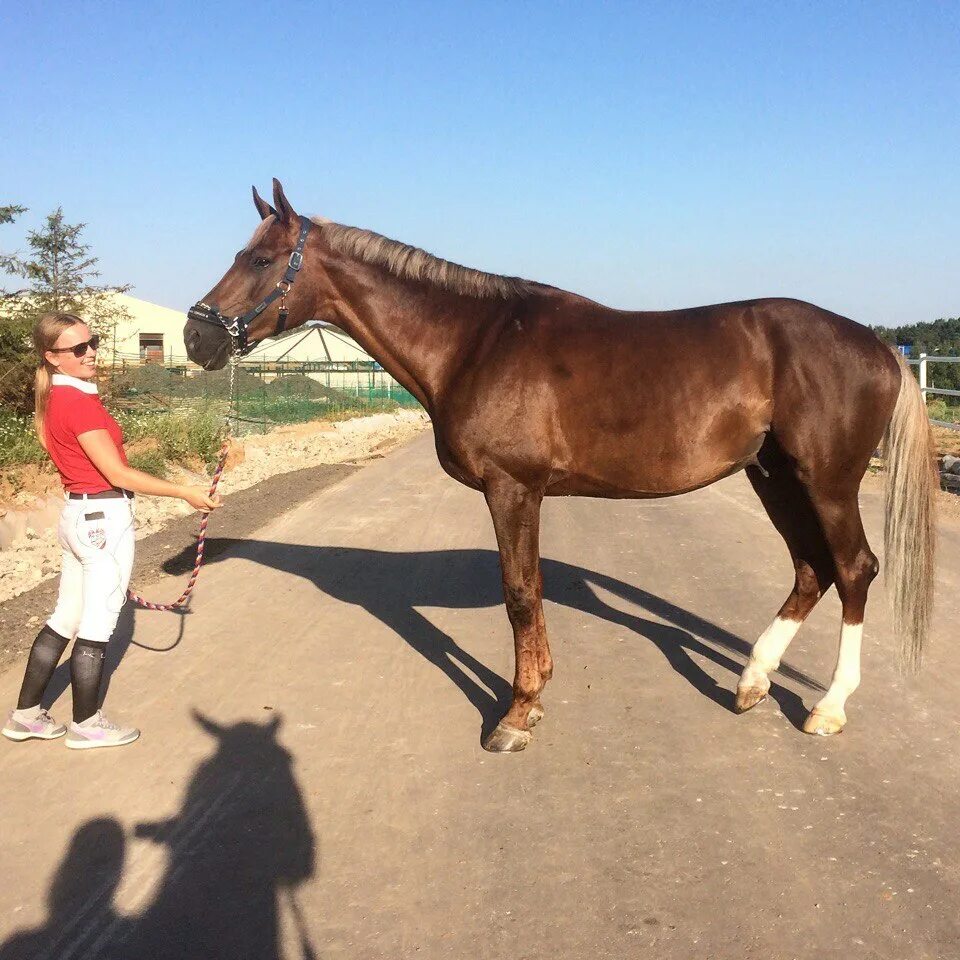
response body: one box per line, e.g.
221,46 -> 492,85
313,218 -> 537,299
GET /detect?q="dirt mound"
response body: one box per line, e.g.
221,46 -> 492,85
265,374 -> 350,400
110,365 -> 265,399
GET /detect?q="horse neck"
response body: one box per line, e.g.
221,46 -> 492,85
320,257 -> 506,412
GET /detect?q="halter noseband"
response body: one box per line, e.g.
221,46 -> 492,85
187,217 -> 312,356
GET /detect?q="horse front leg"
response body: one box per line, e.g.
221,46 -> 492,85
482,474 -> 549,753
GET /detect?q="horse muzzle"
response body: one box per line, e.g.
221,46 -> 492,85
184,307 -> 237,370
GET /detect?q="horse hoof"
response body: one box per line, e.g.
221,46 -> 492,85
482,722 -> 532,753
734,685 -> 768,714
802,708 -> 846,736
527,703 -> 545,728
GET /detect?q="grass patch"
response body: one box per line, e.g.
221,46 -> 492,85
234,395 -> 401,427
115,402 -> 227,470
927,398 -> 960,424
0,411 -> 46,468
127,448 -> 168,479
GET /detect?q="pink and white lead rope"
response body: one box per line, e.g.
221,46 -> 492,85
125,434 -> 231,610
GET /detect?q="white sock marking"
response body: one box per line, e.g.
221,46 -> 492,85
740,617 -> 803,689
814,622 -> 863,718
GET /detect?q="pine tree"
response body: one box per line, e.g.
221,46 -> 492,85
0,204 -> 33,409
0,207 -> 132,412
17,208 -> 131,330
0,203 -> 27,293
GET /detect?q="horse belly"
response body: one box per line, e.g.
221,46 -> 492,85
545,417 -> 769,498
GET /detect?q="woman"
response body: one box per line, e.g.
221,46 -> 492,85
2,313 -> 221,750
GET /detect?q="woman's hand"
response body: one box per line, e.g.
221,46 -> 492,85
77,430 -> 227,509
181,487 -> 223,512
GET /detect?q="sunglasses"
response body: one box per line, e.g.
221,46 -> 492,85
49,335 -> 100,358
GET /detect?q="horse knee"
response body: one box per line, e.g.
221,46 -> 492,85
503,583 -> 539,631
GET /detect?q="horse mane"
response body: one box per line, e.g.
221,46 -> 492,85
313,218 -> 538,299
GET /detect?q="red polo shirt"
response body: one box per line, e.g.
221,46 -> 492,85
44,374 -> 129,494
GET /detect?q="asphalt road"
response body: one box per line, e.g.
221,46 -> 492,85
1,430 -> 958,960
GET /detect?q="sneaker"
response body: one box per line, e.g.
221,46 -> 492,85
2,708 -> 67,742
65,711 -> 140,750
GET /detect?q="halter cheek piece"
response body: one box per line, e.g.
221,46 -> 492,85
187,217 -> 312,356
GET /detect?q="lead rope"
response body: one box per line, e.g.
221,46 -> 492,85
126,355 -> 238,611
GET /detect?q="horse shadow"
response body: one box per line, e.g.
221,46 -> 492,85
0,711 -> 317,960
160,540 -> 819,735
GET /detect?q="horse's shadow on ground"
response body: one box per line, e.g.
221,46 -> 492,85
0,710 -> 317,960
148,540 -> 820,736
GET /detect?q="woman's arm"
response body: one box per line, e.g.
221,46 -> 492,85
77,430 -> 221,511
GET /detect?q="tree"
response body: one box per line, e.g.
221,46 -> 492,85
0,204 -> 33,411
873,318 -> 960,394
0,203 -> 27,293
0,207 -> 132,412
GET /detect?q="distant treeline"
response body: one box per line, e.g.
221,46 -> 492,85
873,317 -> 960,392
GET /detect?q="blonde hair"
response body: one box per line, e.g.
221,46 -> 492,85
315,219 -> 538,299
32,312 -> 85,443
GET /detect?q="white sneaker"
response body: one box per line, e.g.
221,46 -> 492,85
2,708 -> 67,742
65,711 -> 140,750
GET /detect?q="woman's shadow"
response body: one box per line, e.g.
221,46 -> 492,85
158,540 -> 818,736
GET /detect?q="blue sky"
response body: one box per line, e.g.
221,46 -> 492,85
2,1 -> 957,326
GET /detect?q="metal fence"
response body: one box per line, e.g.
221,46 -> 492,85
106,358 -> 422,435
906,354 -> 960,431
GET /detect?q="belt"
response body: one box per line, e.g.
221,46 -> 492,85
67,489 -> 134,501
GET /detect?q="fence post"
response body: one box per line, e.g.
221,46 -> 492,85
919,352 -> 928,401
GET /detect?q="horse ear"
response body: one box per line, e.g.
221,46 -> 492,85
192,708 -> 225,739
252,185 -> 277,221
272,178 -> 296,224
266,713 -> 283,735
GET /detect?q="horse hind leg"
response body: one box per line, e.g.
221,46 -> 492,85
801,490 -> 878,736
736,458 -> 835,713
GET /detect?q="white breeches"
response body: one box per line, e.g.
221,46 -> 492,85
46,496 -> 136,645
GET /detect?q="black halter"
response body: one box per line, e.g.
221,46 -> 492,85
187,217 -> 312,356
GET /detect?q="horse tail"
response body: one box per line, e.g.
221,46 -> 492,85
881,351 -> 937,672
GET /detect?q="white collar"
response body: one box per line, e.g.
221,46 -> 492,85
51,373 -> 98,395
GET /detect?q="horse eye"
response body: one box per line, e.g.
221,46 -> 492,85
253,257 -> 271,268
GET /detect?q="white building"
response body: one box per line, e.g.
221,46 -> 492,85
102,293 -> 371,367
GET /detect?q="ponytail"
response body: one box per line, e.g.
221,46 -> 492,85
34,365 -> 53,447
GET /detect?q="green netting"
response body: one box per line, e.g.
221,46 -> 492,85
104,360 -> 421,435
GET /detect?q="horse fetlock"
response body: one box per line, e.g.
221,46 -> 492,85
527,700 -> 545,728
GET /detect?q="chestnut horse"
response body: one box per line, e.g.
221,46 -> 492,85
184,179 -> 936,752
